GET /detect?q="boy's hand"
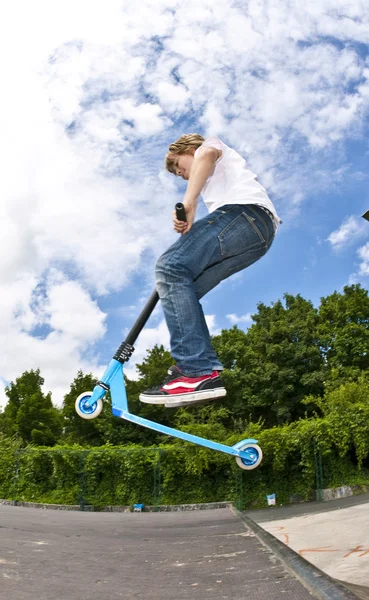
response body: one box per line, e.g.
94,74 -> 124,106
173,204 -> 196,234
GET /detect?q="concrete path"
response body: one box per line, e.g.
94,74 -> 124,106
0,504 -> 343,600
247,494 -> 369,590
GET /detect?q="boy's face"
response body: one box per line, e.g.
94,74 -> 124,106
172,147 -> 196,180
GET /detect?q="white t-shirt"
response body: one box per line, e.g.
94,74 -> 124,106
194,136 -> 281,229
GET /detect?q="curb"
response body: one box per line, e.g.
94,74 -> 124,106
0,498 -> 233,512
232,507 -> 361,600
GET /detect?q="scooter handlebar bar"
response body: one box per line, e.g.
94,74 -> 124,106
175,202 -> 187,222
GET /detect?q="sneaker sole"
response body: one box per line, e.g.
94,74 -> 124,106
139,387 -> 226,406
165,387 -> 227,408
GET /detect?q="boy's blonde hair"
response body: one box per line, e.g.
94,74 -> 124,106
165,133 -> 205,175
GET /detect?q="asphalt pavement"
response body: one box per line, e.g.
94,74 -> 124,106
0,503 -> 352,600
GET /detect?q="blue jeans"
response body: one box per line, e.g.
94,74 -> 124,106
155,204 -> 275,376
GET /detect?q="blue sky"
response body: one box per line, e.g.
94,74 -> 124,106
1,0 -> 369,406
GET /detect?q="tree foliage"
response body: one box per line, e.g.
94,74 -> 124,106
0,370 -> 62,446
2,377 -> 369,508
319,284 -> 369,387
212,293 -> 325,425
1,283 -> 369,505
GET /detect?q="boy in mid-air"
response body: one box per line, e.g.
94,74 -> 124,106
140,134 -> 281,408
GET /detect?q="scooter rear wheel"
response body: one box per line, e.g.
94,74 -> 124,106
235,443 -> 263,471
75,392 -> 103,420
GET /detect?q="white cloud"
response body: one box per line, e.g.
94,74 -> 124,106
0,381 -> 7,411
227,313 -> 253,327
327,215 -> 368,251
346,239 -> 369,286
0,270 -> 107,407
205,314 -> 221,336
357,242 -> 369,276
2,0 -> 369,406
332,218 -> 369,284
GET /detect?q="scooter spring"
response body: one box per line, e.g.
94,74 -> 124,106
113,341 -> 135,363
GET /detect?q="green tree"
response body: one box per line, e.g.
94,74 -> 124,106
212,294 -> 325,425
1,369 -> 62,445
318,284 -> 369,387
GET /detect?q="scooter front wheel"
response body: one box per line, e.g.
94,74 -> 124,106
75,392 -> 103,420
235,443 -> 263,471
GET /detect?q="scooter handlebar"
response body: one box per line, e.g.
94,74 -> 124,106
114,202 -> 187,350
175,202 -> 187,222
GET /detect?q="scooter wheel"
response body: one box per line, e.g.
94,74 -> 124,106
75,392 -> 103,420
235,443 -> 263,471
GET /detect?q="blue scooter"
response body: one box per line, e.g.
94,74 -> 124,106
75,204 -> 263,471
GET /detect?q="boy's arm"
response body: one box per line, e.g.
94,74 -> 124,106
175,147 -> 220,234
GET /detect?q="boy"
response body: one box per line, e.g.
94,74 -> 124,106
140,134 -> 281,408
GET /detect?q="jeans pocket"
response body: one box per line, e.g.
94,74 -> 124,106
243,213 -> 266,244
218,212 -> 267,257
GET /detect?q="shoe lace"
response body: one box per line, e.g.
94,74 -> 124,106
148,368 -> 179,392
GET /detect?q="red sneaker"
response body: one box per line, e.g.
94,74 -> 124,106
139,366 -> 226,406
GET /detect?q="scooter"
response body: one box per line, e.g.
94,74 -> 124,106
75,204 -> 263,471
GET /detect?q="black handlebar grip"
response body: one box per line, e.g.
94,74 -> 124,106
175,202 -> 187,222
